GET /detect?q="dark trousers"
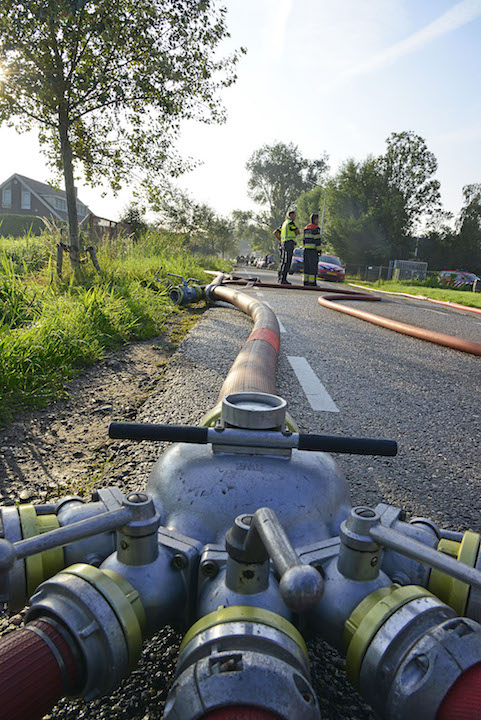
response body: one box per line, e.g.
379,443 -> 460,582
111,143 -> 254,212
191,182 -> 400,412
278,240 -> 295,283
303,248 -> 318,285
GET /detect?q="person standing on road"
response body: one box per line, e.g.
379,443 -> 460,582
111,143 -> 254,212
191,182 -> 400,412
303,213 -> 322,286
278,210 -> 300,284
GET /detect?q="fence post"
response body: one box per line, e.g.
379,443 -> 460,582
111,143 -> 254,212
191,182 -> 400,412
86,246 -> 101,274
56,243 -> 64,277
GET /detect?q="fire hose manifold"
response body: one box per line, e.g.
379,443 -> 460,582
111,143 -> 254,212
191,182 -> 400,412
0,279 -> 480,720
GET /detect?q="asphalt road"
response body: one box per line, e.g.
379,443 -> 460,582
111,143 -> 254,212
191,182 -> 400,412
237,268 -> 481,531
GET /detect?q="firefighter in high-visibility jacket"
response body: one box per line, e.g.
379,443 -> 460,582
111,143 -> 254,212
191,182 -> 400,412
303,213 -> 322,286
278,210 -> 300,284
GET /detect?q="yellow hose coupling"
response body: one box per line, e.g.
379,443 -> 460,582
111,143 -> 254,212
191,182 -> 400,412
428,531 -> 480,616
18,505 -> 65,596
344,584 -> 435,689
60,563 -> 146,669
180,604 -> 308,659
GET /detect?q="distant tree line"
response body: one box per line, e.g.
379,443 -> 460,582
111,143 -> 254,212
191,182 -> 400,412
90,132 -> 481,273
237,134 -> 481,274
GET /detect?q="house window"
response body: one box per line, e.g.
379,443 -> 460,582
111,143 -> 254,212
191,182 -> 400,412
55,197 -> 67,211
21,189 -> 31,209
2,185 -> 12,208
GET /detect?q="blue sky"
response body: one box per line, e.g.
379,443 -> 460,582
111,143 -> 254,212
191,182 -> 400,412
1,0 -> 481,223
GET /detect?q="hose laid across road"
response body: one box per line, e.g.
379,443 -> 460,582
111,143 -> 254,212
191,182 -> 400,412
209,284 -> 280,400
202,273 -> 298,428
348,283 -> 481,316
317,291 -> 481,357
217,273 -> 481,357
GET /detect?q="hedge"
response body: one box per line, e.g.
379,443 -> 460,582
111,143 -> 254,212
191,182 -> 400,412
0,214 -> 49,238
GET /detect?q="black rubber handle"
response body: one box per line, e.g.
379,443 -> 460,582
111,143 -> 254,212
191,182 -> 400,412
298,433 -> 397,456
108,422 -> 209,444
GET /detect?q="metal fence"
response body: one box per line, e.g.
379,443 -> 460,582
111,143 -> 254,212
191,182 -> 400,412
345,262 -> 436,283
344,265 -> 390,282
81,214 -> 132,245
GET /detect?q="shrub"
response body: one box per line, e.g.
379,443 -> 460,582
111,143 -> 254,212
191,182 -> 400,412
0,214 -> 48,238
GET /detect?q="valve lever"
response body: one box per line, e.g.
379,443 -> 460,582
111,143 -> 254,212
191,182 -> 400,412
226,507 -> 324,612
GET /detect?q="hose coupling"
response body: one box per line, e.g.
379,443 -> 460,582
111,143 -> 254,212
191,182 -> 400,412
344,583 -> 481,719
164,606 -> 320,719
26,563 -> 146,700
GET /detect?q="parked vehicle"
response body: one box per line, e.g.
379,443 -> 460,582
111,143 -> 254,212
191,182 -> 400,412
438,270 -> 480,289
289,247 -> 304,273
318,254 -> 345,282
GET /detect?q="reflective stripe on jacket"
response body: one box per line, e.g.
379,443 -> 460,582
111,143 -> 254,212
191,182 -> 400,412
303,223 -> 321,250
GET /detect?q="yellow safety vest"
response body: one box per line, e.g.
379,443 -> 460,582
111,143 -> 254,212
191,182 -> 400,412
281,219 -> 297,242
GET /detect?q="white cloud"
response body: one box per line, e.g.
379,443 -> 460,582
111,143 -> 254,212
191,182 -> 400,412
327,0 -> 481,86
265,0 -> 294,60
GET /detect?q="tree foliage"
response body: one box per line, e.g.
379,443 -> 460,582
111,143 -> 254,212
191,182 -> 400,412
231,209 -> 272,255
152,185 -> 236,258
453,184 -> 481,273
0,0 -> 244,270
119,202 -> 148,241
378,131 -> 441,232
293,132 -> 444,268
312,157 -> 408,265
246,141 -> 329,230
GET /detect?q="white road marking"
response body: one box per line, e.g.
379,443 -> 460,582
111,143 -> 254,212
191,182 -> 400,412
287,356 -> 339,412
255,291 -> 265,297
420,308 -> 447,315
262,301 -> 286,333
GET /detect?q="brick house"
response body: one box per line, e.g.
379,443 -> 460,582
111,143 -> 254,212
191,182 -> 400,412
0,173 -> 90,223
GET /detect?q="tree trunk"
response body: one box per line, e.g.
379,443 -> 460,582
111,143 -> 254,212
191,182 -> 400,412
59,108 -> 80,276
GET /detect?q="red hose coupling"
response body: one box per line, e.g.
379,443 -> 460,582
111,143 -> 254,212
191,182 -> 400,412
436,662 -> 481,720
0,618 -> 80,720
202,707 -> 282,719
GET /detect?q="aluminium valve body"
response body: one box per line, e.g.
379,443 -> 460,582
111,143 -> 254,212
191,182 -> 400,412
0,392 -> 481,719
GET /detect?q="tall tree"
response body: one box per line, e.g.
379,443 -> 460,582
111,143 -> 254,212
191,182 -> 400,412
378,131 -> 441,235
246,141 -> 329,230
304,157 -> 408,266
0,0 -> 244,274
119,202 -> 148,241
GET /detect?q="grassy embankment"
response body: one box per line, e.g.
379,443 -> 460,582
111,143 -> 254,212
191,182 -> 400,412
0,230 -> 230,426
348,278 -> 481,310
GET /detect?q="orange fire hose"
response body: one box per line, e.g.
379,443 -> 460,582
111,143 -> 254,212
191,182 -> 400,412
215,274 -> 481,357
317,292 -> 481,357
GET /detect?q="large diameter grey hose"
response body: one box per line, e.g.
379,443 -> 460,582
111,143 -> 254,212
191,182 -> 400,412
201,275 -> 285,427
210,284 -> 280,400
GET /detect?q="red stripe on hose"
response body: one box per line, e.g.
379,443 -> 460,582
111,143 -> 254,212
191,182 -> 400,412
436,662 -> 481,720
202,707 -> 281,719
246,328 -> 280,353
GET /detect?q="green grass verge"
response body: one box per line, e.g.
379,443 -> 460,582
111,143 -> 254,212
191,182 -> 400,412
0,230 -> 232,425
348,279 -> 481,309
